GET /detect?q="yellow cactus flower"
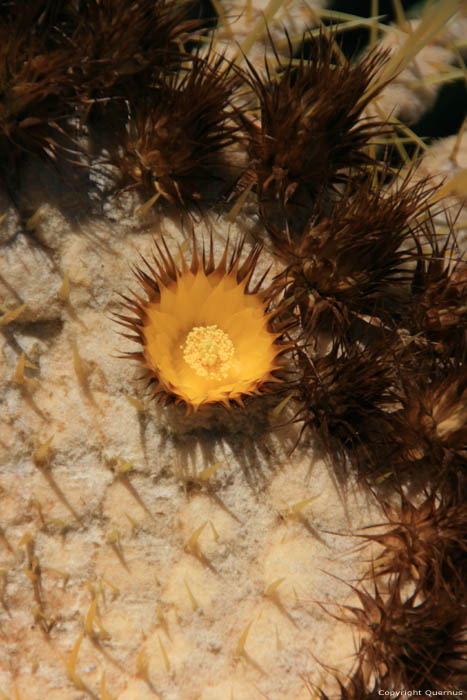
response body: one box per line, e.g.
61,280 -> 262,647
115,237 -> 291,411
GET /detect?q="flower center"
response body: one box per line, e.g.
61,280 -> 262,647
182,324 -> 235,380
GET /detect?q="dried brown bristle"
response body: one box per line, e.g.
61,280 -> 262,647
0,0 -> 204,181
234,30 -> 389,215
360,492 -> 467,603
295,342 -> 399,474
68,0 -> 201,116
284,170 -> 436,337
113,52 -> 241,205
313,666 -> 376,700
342,581 -> 467,691
387,356 -> 467,481
407,220 -> 467,358
0,10 -> 76,172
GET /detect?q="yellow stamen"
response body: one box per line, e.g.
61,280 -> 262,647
182,325 -> 234,380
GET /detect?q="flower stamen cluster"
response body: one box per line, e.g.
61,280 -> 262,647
182,325 -> 235,380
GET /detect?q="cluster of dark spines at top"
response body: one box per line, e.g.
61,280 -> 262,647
0,8 -> 397,216
0,4 -> 404,220
108,26 -> 393,210
113,52 -> 242,206
0,1 -> 74,178
232,31 -> 390,226
0,0 -> 212,195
